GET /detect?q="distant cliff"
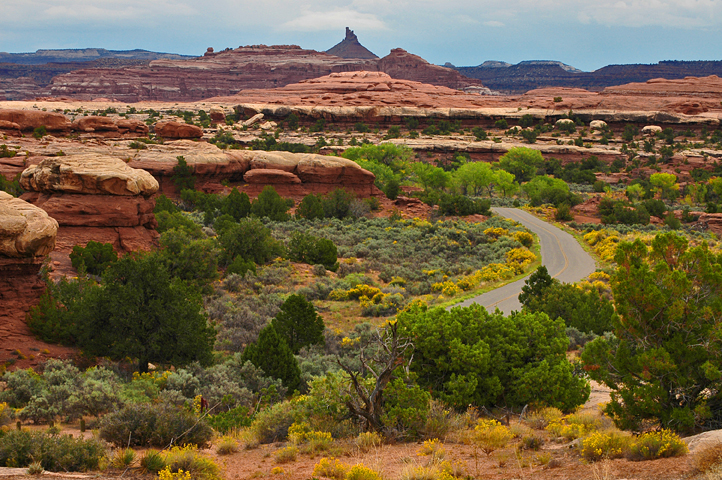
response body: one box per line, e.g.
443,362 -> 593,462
454,60 -> 722,94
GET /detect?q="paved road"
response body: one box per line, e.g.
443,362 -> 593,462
450,208 -> 597,315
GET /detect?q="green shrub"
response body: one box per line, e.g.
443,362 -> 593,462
241,324 -> 301,392
225,256 -> 257,278
163,445 -> 221,480
0,172 -> 23,196
219,217 -> 285,265
494,119 -> 508,129
250,185 -> 293,221
70,241 -> 118,275
99,403 -> 213,448
0,430 -> 106,471
250,401 -> 296,443
140,449 -> 166,473
323,188 -> 355,219
296,193 -> 326,220
32,125 -> 47,139
288,231 -> 338,269
155,194 -> 179,214
207,405 -> 253,434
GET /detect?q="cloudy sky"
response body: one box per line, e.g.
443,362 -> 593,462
1,0 -> 720,71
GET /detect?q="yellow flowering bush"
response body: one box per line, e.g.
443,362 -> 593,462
583,230 -> 620,263
346,464 -> 382,480
417,438 -> 446,458
627,430 -> 688,461
513,231 -> 534,248
480,263 -> 515,282
473,419 -> 514,455
313,458 -> 349,479
158,467 -> 191,480
579,431 -> 631,461
483,227 -> 509,239
505,248 -> 536,273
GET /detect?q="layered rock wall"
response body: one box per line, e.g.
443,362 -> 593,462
19,155 -> 160,255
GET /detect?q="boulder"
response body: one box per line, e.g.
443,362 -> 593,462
296,155 -> 376,184
20,155 -> 159,196
642,125 -> 663,135
244,169 -> 302,184
209,106 -> 226,124
556,118 -> 575,126
154,120 -> 203,139
72,116 -> 118,132
0,191 -> 58,258
685,430 -> 722,453
115,118 -> 149,134
242,113 -> 264,127
590,120 -> 607,130
0,109 -> 71,132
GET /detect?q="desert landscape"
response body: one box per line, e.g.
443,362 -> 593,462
2,18 -> 722,480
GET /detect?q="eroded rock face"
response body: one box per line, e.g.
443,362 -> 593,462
20,155 -> 159,196
0,191 -> 58,257
244,169 -> 302,184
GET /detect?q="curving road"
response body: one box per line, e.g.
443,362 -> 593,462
450,208 -> 597,315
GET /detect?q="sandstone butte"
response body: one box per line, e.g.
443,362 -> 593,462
47,44 -> 483,102
0,191 -> 74,367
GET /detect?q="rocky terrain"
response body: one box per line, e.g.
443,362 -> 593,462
454,59 -> 722,94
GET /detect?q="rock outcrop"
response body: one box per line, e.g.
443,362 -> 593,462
124,141 -> 378,197
0,192 -> 72,368
20,155 -> 159,257
326,28 -> 378,59
0,109 -> 148,137
378,49 -> 482,90
20,155 -> 159,196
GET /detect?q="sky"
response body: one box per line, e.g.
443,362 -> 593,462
0,0 -> 720,71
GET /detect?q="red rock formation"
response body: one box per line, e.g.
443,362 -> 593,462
378,49 -> 483,90
214,71 -> 488,109
326,28 -> 378,59
154,120 -> 203,139
47,42 -> 483,102
19,155 -> 160,258
0,192 -> 74,368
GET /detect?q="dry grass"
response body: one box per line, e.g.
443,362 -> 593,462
692,443 -> 722,473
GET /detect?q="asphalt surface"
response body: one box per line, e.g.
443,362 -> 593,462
450,208 -> 597,315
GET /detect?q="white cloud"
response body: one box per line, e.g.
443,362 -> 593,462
483,20 -> 505,27
281,9 -> 388,31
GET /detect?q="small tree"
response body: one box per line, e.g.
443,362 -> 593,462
582,233 -> 722,432
287,231 -> 338,269
222,188 -> 251,221
337,321 -> 414,432
218,218 -> 285,265
250,186 -> 293,221
241,324 -> 301,392
271,294 -> 325,354
172,156 -> 195,191
498,147 -> 544,183
73,254 -> 216,373
296,193 -> 326,220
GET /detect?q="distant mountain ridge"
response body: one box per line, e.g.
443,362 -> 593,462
453,59 -> 722,93
0,48 -> 194,65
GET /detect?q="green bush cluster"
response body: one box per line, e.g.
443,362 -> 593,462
99,402 -> 213,448
0,430 -> 106,471
70,241 -> 118,275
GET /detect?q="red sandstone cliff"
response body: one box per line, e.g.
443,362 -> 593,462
48,42 -> 483,102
